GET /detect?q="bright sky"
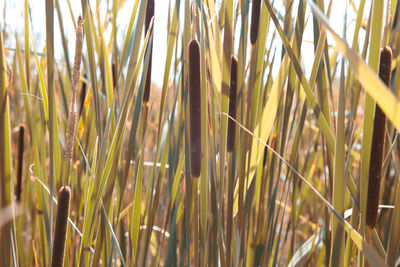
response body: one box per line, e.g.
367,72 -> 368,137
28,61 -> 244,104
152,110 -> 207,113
0,0 -> 375,87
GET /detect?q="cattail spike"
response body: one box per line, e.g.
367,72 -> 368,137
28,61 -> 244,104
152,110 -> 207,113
188,39 -> 201,178
50,186 -> 71,267
112,62 -> 118,89
366,46 -> 392,228
79,74 -> 87,117
227,56 -> 238,152
16,125 -> 24,202
143,0 -> 154,103
65,15 -> 84,163
378,47 -> 392,86
250,0 -> 261,45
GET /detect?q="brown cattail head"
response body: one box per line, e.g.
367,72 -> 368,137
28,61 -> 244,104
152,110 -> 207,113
143,0 -> 154,103
366,46 -> 392,228
79,74 -> 87,117
16,125 -> 24,202
50,186 -> 71,267
65,15 -> 84,163
188,39 -> 201,178
227,56 -> 238,152
112,62 -> 118,89
250,0 -> 261,45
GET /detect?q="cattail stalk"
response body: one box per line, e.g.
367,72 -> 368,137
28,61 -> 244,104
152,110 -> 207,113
188,39 -> 201,178
143,0 -> 154,103
250,0 -> 261,45
16,125 -> 24,202
50,186 -> 71,267
366,46 -> 392,228
65,16 -> 84,163
227,56 -> 238,152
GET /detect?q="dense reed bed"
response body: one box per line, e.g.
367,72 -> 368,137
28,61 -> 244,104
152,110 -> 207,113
3,0 -> 400,266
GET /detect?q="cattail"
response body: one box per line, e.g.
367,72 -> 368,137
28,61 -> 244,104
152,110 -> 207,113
16,125 -> 24,202
79,73 -> 87,117
263,146 -> 268,167
65,15 -> 84,163
112,62 -> 117,89
366,46 -> 392,228
50,186 -> 71,267
263,135 -> 276,167
250,0 -> 261,45
188,39 -> 201,178
143,0 -> 154,103
227,56 -> 238,152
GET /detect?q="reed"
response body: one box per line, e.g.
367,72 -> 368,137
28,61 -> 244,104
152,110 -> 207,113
366,46 -> 392,228
143,0 -> 154,103
50,186 -> 71,267
227,55 -> 238,153
188,39 -> 201,178
5,1 -> 400,266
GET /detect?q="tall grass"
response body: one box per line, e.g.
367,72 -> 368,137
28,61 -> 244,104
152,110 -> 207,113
3,0 -> 400,266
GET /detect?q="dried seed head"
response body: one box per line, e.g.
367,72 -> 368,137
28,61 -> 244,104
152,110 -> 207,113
188,39 -> 201,178
227,56 -> 238,152
65,15 -> 84,163
143,0 -> 154,103
72,15 -> 84,96
366,46 -> 392,228
250,0 -> 261,45
16,125 -> 24,202
50,186 -> 71,267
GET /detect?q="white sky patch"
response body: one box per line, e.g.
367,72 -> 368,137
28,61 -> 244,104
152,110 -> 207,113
0,0 -> 377,88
